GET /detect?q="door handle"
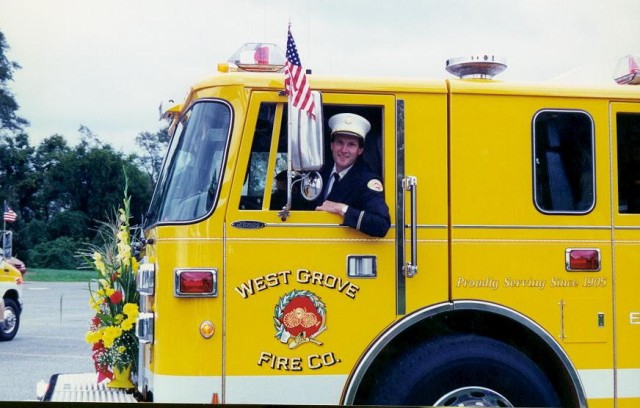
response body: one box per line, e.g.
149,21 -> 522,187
403,176 -> 418,277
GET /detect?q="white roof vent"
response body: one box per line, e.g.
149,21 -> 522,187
446,55 -> 507,79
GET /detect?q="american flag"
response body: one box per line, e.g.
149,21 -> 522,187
3,203 -> 17,223
284,27 -> 315,117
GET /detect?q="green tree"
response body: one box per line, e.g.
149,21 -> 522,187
135,126 -> 170,185
0,133 -> 34,203
31,135 -> 71,219
44,140 -> 152,223
0,31 -> 27,133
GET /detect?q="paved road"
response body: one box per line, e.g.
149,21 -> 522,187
0,281 -> 96,401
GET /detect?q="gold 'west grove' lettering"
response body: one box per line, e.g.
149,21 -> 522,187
234,269 -> 360,299
296,269 -> 359,299
234,271 -> 292,299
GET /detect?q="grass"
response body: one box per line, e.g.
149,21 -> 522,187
24,268 -> 96,282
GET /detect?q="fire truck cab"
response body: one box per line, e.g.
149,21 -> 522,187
136,49 -> 640,407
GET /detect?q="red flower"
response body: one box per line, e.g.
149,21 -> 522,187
109,290 -> 123,304
91,316 -> 101,326
92,340 -> 105,351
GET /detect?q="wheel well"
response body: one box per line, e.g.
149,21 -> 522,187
3,289 -> 21,314
350,303 -> 583,407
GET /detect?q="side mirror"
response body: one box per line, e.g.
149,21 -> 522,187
300,171 -> 323,201
289,91 -> 324,171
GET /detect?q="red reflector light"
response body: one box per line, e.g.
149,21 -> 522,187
175,269 -> 217,297
566,249 -> 600,271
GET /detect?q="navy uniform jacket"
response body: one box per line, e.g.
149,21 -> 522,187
319,159 -> 391,238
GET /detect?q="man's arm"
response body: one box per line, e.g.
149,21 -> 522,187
317,190 -> 391,238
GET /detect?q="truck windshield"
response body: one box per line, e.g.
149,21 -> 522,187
146,100 -> 232,225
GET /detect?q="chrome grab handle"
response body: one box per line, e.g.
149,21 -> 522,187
403,176 -> 418,277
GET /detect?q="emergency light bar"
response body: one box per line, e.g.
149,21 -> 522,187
613,55 -> 640,85
446,55 -> 507,79
228,43 -> 286,72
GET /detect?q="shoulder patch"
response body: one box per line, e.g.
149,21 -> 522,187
367,179 -> 384,192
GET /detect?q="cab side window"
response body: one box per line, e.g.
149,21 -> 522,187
533,110 -> 595,213
240,103 -> 277,210
617,113 -> 640,213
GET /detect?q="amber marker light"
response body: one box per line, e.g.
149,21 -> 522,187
200,320 -> 215,339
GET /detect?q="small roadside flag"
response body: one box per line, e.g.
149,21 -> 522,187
3,203 -> 17,223
284,26 -> 316,117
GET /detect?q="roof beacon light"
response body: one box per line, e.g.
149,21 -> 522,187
228,43 -> 286,73
446,55 -> 507,79
614,55 -> 640,85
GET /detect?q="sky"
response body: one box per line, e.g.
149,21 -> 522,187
1,0 -> 639,153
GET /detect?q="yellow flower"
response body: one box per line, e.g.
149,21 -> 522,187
88,298 -> 101,312
123,303 -> 139,320
117,228 -> 129,244
118,208 -> 127,223
117,346 -> 127,354
121,318 -> 135,331
114,314 -> 124,324
118,245 -> 131,267
85,330 -> 102,345
93,252 -> 108,276
102,326 -> 123,348
131,257 -> 139,275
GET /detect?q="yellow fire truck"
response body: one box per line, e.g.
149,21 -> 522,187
135,46 -> 640,407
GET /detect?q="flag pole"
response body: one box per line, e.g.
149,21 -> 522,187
284,23 -> 294,220
2,200 -> 6,257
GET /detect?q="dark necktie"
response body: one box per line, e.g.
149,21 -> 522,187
324,173 -> 340,200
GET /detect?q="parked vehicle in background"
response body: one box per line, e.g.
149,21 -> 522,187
7,257 -> 26,275
0,257 -> 23,341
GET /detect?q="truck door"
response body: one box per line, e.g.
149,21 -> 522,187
611,102 -> 640,404
223,91 -> 397,404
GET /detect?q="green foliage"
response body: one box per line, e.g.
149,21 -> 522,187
47,211 -> 91,240
0,31 -> 28,133
29,236 -> 84,269
135,127 -> 170,184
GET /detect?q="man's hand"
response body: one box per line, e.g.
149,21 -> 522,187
316,200 -> 346,216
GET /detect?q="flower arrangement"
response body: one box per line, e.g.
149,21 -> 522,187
84,186 -> 140,383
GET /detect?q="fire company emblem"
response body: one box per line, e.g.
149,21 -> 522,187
274,289 -> 326,349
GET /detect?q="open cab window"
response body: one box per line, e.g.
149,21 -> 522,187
240,98 -> 386,214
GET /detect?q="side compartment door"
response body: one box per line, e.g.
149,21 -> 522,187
223,91 -> 397,404
611,102 -> 640,404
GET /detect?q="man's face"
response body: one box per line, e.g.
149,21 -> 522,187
330,134 -> 364,172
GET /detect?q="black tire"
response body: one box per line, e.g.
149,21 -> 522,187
365,334 -> 561,407
0,298 -> 20,341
